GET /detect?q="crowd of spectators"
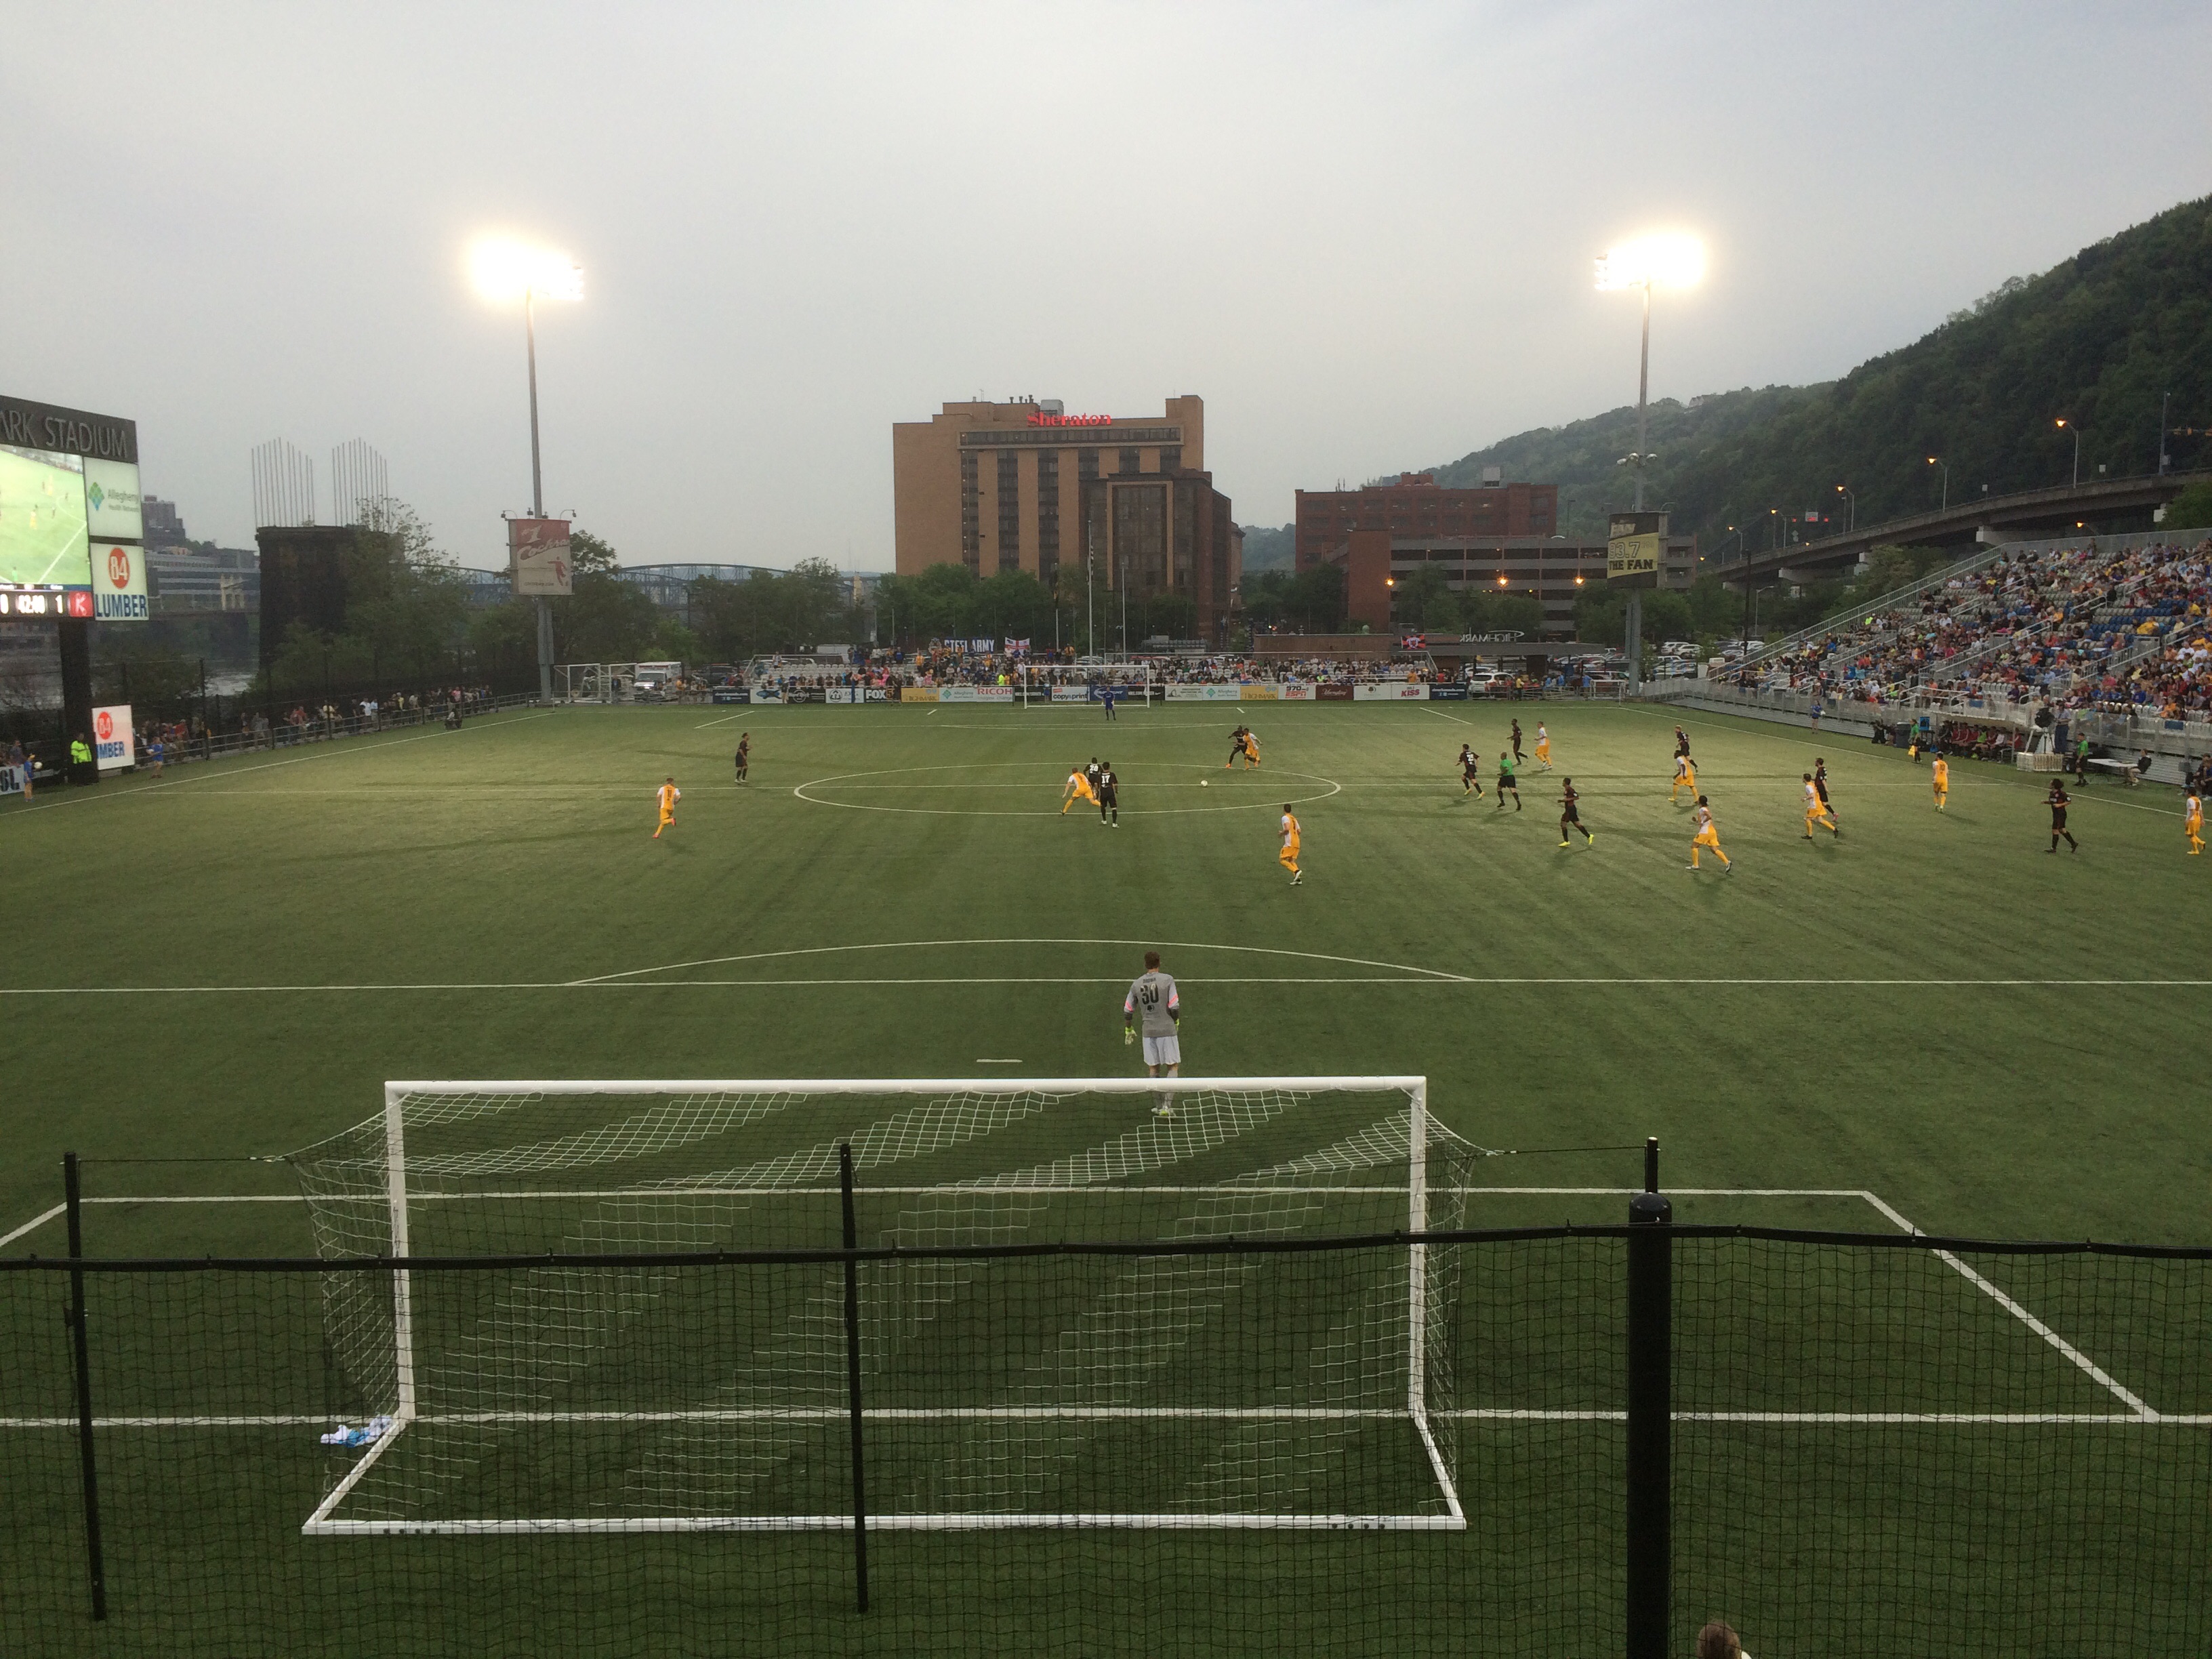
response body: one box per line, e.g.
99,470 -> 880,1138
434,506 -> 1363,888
1731,538 -> 2212,720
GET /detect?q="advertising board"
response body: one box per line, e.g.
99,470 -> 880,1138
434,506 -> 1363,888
1277,684 -> 1313,701
899,687 -> 938,703
939,686 -> 1014,703
1352,683 -> 1429,701
93,543 -> 149,621
83,457 -> 144,542
1166,684 -> 1243,701
1240,683 -> 1278,700
1317,684 -> 1354,701
1429,683 -> 1469,699
91,703 -> 134,771
711,687 -> 750,703
1606,512 -> 1665,586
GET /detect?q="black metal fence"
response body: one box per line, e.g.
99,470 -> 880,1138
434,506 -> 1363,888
5,1174 -> 2207,1658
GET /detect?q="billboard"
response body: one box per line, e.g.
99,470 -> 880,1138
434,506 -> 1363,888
92,703 -> 134,771
510,517 -> 573,596
84,457 -> 144,541
1606,512 -> 1665,586
93,542 -> 150,621
0,445 -> 92,590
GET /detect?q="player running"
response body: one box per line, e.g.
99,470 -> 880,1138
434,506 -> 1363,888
2185,789 -> 2203,856
2046,779 -> 2078,853
653,777 -> 681,839
1240,729 -> 1261,769
1062,764 -> 1099,817
1226,725 -> 1250,769
1674,726 -> 1692,762
1123,950 -> 1182,1115
1494,750 -> 1521,811
1534,723 -> 1553,770
1510,719 -> 1526,764
1098,761 -> 1120,827
1687,796 -> 1732,872
1278,804 -> 1303,885
1814,758 -> 1838,831
733,733 -> 750,783
1670,751 -> 1698,804
1801,773 -> 1838,839
1085,757 -> 1103,798
1931,754 -> 1949,811
1557,777 -> 1593,847
1458,744 -> 1484,798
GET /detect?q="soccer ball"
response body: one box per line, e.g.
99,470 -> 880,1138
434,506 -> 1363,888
1200,780 -> 1208,788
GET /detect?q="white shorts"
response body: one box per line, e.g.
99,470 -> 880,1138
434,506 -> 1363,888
1141,1034 -> 1181,1068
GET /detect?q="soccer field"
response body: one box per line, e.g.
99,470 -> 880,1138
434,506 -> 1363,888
2,697 -> 2204,1241
3,698 -> 2208,1657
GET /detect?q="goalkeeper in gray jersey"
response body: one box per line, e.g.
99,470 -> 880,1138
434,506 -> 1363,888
1123,950 -> 1182,1115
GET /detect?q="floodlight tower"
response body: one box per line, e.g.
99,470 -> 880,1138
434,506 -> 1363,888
471,238 -> 585,701
1595,234 -> 1704,692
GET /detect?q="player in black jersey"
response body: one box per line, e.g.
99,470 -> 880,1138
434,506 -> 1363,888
1097,762 -> 1120,826
1674,726 -> 1692,760
1813,757 -> 1837,832
2046,780 -> 2078,852
1510,718 -> 1525,764
1557,777 -> 1593,846
1226,726 -> 1250,770
1085,757 -> 1103,797
733,733 -> 750,782
1458,744 -> 1484,797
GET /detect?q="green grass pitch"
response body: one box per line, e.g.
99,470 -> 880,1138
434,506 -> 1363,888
2,697 -> 2207,1656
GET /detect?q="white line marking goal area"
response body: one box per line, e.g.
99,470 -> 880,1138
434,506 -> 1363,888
5,1078 -> 2196,1540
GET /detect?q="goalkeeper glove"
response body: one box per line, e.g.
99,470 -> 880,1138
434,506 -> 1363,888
1123,1025 -> 1134,1045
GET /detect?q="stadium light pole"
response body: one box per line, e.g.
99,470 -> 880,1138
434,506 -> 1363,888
471,238 -> 584,702
2056,418 -> 2080,489
1835,484 -> 1855,533
1596,233 -> 1704,693
1927,456 -> 1948,511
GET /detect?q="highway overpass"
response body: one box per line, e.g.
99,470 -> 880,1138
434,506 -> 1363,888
1719,467 -> 2211,586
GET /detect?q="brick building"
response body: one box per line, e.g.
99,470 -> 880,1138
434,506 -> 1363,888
1295,472 -> 1557,571
893,396 -> 1237,642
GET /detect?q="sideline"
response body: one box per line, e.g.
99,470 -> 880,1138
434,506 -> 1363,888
0,710 -> 554,823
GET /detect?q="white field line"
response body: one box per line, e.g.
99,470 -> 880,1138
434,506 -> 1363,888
0,712 -> 552,823
5,975 -> 2209,996
0,1204 -> 65,1249
1857,1189 -> 2158,1420
9,1408 -> 2206,1430
304,1513 -> 1468,1536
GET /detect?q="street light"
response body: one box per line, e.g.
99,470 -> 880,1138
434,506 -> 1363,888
2055,417 -> 2080,489
1835,484 -> 1855,533
1595,231 -> 1704,692
470,237 -> 584,701
1927,456 -> 1948,512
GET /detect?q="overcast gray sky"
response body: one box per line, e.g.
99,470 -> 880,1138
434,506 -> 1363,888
3,2 -> 2206,570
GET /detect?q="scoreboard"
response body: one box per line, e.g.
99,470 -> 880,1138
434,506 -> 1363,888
0,394 -> 144,619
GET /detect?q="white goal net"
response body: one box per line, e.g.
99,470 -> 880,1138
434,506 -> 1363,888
285,1076 -> 1477,1534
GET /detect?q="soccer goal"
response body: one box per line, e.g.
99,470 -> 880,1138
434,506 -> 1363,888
286,1077 -> 1476,1535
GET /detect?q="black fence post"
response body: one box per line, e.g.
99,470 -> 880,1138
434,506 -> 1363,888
63,1153 -> 107,1622
838,1143 -> 869,1614
1626,1136 -> 1671,1659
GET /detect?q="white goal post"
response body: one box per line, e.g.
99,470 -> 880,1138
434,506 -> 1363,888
289,1076 -> 1472,1535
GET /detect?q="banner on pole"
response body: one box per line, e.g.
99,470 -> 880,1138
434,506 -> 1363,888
510,518 -> 574,596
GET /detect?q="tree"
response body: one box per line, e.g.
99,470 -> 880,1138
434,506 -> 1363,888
2163,481 -> 2212,530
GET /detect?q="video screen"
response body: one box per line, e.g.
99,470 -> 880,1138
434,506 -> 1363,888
0,445 -> 92,588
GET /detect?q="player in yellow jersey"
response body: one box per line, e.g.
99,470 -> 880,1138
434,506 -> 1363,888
1278,804 -> 1302,885
2186,791 -> 2204,855
1534,723 -> 1553,769
1802,773 -> 1838,838
653,777 -> 681,838
1687,796 -> 1732,872
1241,729 -> 1261,769
1671,752 -> 1698,804
1061,765 -> 1098,815
1931,755 -> 1950,811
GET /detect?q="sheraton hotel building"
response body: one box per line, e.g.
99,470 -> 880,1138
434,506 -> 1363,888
893,396 -> 1238,642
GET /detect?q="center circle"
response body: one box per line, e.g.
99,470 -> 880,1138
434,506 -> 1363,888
792,762 -> 1344,817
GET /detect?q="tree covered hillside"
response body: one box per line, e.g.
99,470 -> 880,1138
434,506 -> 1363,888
1431,193 -> 2212,549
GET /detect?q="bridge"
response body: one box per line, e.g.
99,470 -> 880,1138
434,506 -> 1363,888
1720,467 -> 2212,586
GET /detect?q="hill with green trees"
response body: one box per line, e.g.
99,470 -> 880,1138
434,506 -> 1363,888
1429,192 -> 2212,552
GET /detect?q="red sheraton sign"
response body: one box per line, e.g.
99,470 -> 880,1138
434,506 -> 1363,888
1027,413 -> 1113,427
